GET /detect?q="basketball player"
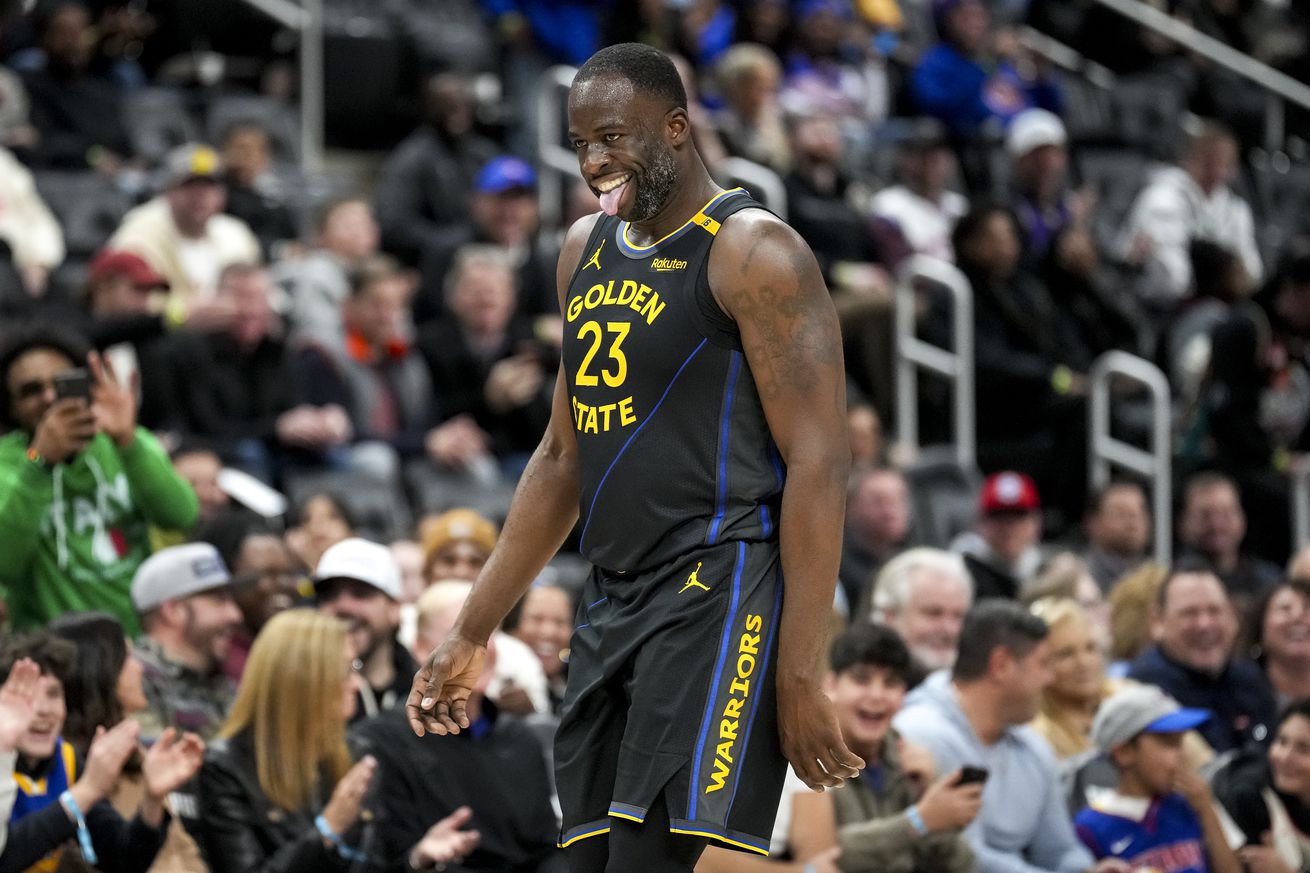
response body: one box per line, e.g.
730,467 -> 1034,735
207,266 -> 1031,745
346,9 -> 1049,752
407,43 -> 862,872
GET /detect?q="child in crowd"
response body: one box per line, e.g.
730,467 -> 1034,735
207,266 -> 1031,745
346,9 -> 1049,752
1075,685 -> 1243,873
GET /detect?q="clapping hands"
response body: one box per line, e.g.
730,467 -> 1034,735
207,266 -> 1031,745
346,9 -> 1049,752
0,659 -> 39,752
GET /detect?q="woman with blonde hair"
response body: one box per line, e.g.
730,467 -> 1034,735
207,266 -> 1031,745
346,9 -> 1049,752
1029,597 -> 1214,767
1107,562 -> 1169,671
195,609 -> 478,873
1029,597 -> 1112,759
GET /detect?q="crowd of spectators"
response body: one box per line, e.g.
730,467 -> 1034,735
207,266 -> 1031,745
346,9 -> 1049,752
6,0 -> 1310,872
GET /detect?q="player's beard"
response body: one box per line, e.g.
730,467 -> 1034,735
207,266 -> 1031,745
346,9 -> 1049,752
629,143 -> 678,223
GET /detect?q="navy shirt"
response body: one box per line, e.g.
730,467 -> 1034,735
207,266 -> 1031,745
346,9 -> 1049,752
1128,645 -> 1276,752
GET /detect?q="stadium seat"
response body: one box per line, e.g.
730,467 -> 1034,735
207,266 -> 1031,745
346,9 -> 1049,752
123,87 -> 203,164
1249,149 -> 1310,266
1060,77 -> 1116,144
902,445 -> 983,549
1111,74 -> 1186,159
207,94 -> 300,164
1072,146 -> 1152,256
283,469 -> 413,544
33,171 -> 133,258
403,458 -> 515,525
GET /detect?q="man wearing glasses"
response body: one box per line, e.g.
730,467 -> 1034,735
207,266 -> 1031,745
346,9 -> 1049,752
0,325 -> 199,635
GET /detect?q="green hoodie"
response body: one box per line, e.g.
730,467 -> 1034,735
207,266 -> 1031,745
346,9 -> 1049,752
0,428 -> 198,634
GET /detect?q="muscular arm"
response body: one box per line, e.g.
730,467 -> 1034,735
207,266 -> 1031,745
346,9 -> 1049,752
450,363 -> 581,641
710,211 -> 862,789
408,215 -> 596,735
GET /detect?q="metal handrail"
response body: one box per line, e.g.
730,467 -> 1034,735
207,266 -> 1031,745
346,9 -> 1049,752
1088,351 -> 1172,565
894,255 -> 975,470
1017,26 -> 1116,91
538,65 -> 579,233
1090,0 -> 1310,149
717,157 -> 788,221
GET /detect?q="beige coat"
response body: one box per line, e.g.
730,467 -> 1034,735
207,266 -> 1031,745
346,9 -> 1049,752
108,196 -> 259,301
0,147 -> 64,271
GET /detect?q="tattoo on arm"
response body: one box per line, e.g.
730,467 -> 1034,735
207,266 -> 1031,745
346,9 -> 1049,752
731,224 -> 844,402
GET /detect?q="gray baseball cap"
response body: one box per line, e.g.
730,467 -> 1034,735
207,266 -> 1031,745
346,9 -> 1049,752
132,542 -> 232,613
1090,684 -> 1211,752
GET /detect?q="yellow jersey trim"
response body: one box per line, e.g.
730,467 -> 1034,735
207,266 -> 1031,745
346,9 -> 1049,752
558,825 -> 611,848
608,810 -> 645,824
619,188 -> 743,252
13,741 -> 76,795
669,826 -> 771,856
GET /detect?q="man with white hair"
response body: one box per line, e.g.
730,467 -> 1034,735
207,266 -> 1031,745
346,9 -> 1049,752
414,581 -> 549,715
870,547 -> 973,672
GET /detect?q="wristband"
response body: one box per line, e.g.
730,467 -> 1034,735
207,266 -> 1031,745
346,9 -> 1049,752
163,296 -> 189,330
1051,365 -> 1073,395
905,804 -> 929,836
25,445 -> 53,471
315,814 -> 369,863
60,790 -> 98,866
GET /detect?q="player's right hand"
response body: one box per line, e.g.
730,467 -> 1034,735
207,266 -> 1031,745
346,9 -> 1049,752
777,680 -> 864,791
406,635 -> 487,737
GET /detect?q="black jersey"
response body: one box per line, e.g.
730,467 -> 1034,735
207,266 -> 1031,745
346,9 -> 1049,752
561,188 -> 785,574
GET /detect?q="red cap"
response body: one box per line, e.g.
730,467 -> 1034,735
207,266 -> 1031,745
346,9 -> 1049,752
88,250 -> 169,289
979,471 -> 1040,515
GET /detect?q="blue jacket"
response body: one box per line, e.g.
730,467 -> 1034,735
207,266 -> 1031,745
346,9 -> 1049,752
1127,645 -> 1276,753
478,0 -> 612,66
912,43 -> 1062,134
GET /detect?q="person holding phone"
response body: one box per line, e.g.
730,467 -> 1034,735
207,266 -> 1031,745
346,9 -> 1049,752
894,601 -> 1134,873
0,325 -> 199,634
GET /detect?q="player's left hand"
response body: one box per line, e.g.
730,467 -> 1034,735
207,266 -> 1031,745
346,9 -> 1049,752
407,634 -> 486,737
777,680 -> 864,791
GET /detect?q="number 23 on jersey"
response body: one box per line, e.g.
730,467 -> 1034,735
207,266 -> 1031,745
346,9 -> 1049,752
570,320 -> 637,435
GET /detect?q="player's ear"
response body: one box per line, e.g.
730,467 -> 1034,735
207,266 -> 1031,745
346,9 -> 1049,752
666,107 -> 690,147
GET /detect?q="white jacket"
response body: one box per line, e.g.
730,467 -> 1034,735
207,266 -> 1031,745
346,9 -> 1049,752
1120,165 -> 1262,301
0,147 -> 64,271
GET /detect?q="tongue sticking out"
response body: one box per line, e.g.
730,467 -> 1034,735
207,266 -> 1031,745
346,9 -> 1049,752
599,180 -> 629,217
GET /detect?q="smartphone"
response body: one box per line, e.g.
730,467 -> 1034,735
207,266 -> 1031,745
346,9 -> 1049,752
53,368 -> 91,402
958,766 -> 989,786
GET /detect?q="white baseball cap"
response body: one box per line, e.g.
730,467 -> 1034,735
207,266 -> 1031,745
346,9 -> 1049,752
132,542 -> 232,613
314,537 -> 402,601
1006,109 -> 1067,158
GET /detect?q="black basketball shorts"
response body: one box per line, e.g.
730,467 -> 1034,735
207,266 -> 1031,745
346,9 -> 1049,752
554,538 -> 787,856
